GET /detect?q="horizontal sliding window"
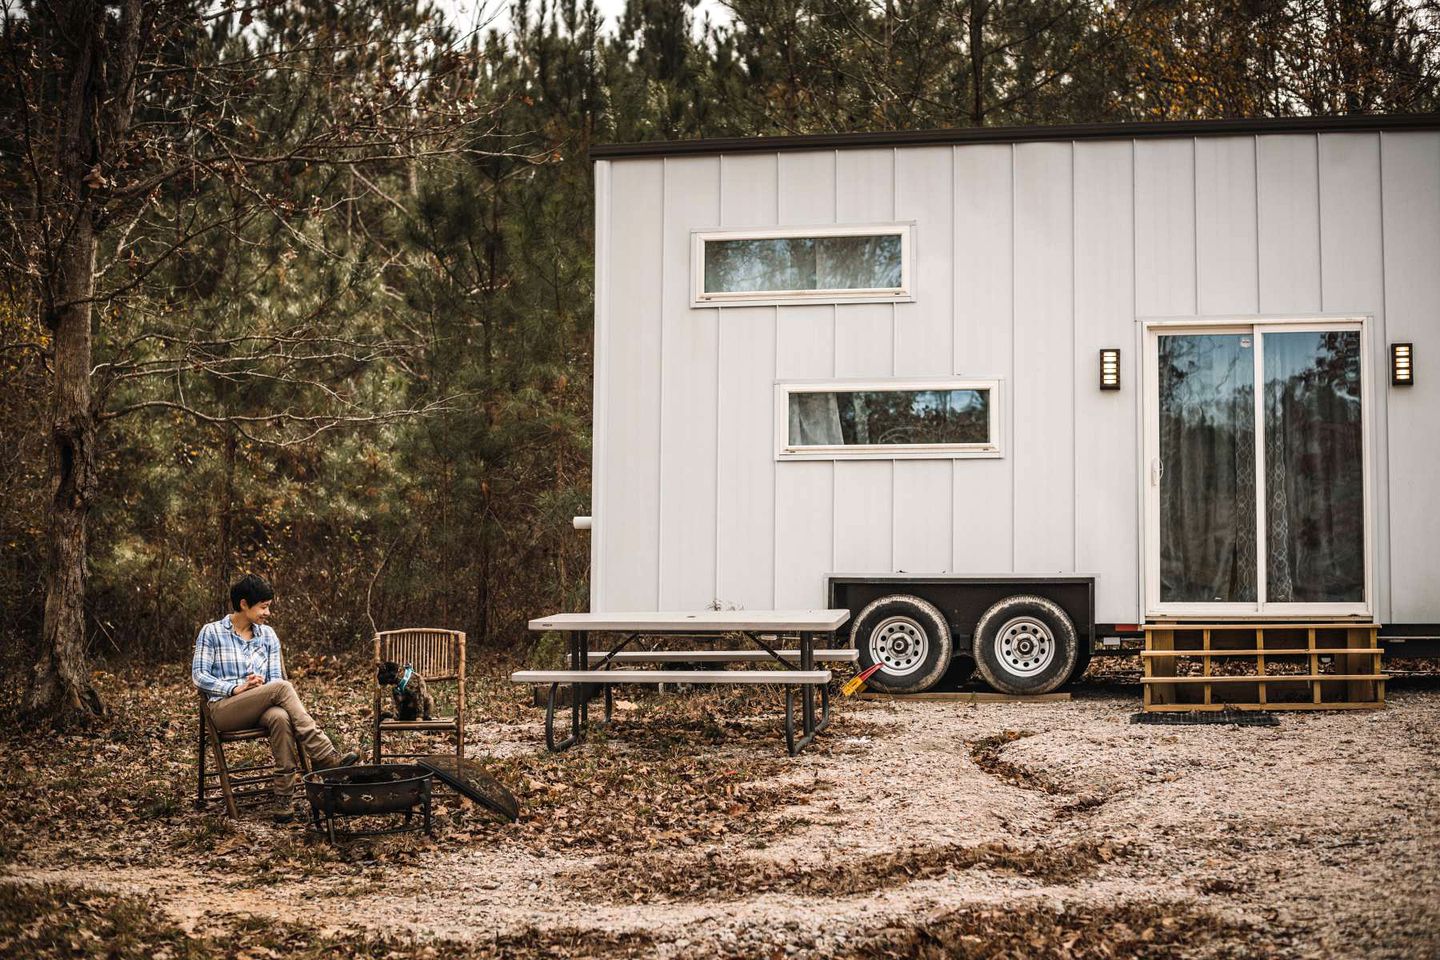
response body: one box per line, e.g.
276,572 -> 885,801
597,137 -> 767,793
693,225 -> 912,306
776,380 -> 1001,460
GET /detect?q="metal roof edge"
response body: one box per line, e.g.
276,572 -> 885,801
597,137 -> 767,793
590,112 -> 1440,160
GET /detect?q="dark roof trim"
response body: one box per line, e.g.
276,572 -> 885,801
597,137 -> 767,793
591,113 -> 1440,160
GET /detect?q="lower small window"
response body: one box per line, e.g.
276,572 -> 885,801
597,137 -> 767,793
776,380 -> 1002,460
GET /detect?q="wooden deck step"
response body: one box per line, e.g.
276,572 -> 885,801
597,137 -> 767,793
1141,674 -> 1387,684
1143,622 -> 1380,630
1143,622 -> 1384,712
587,649 -> 858,663
1144,701 -> 1386,713
511,669 -> 831,685
1140,648 -> 1381,657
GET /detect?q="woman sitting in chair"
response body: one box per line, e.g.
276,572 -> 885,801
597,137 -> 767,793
192,574 -> 358,821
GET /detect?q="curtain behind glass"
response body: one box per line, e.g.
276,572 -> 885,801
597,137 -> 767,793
1263,331 -> 1364,602
788,392 -> 843,445
705,235 -> 901,293
787,389 -> 989,447
1158,334 -> 1257,603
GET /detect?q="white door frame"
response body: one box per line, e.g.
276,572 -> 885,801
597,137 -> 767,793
1141,316 -> 1374,620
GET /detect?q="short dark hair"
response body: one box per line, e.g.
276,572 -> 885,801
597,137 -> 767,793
230,574 -> 275,611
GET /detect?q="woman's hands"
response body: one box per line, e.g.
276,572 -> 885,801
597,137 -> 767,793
232,673 -> 266,695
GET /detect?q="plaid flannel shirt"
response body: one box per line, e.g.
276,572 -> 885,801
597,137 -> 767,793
192,615 -> 283,701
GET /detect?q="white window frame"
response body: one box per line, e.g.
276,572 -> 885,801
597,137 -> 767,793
1141,315 -> 1373,620
691,223 -> 915,307
775,378 -> 1003,461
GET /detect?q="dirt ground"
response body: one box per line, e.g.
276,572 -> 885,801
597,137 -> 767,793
1,658 -> 1437,959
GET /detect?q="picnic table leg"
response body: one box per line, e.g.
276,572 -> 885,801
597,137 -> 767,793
783,631 -> 823,756
567,633 -> 578,748
544,683 -> 580,751
813,630 -> 833,734
784,685 -> 829,755
784,690 -> 795,755
802,631 -> 815,737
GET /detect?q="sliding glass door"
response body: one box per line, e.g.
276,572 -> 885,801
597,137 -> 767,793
1144,321 -> 1370,617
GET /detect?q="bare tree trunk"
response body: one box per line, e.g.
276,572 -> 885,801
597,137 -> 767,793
29,211 -> 103,720
27,0 -> 142,721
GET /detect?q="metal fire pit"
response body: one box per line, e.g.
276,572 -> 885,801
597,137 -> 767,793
303,764 -> 433,842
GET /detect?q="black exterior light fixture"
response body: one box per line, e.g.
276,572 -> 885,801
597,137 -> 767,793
1099,348 -> 1121,390
1392,343 -> 1414,386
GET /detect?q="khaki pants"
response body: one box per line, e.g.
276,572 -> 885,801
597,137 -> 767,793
209,680 -> 340,799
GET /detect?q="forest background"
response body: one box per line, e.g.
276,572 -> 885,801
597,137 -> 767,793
2,0 -> 1437,722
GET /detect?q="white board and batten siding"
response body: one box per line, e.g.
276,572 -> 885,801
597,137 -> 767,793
592,125 -> 1440,626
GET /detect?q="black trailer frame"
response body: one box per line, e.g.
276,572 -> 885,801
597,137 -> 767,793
827,574 -> 1097,656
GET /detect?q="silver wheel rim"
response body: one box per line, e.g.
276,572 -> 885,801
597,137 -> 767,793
869,616 -> 929,677
995,616 -> 1055,677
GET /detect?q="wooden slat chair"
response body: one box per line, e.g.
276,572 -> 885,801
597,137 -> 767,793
373,628 -> 466,766
196,683 -> 311,820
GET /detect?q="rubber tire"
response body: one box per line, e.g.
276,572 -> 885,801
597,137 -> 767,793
972,594 -> 1078,696
850,594 -> 953,694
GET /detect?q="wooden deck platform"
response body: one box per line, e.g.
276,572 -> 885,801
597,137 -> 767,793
1143,623 -> 1386,712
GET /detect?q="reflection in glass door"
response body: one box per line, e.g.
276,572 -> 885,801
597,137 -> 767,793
1262,331 -> 1364,603
1148,322 -> 1368,615
1158,334 -> 1257,604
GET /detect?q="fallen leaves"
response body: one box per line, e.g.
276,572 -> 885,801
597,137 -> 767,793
0,881 -> 658,959
566,838 -> 1131,905
832,901 -> 1270,960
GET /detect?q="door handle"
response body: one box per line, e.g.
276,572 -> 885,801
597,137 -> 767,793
1150,458 -> 1164,486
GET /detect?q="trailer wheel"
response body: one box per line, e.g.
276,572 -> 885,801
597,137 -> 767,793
972,595 -> 1078,696
851,594 -> 952,694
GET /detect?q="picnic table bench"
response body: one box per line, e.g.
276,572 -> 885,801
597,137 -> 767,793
512,610 -> 854,755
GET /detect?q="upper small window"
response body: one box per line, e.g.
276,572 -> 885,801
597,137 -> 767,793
692,225 -> 913,307
776,380 -> 1002,460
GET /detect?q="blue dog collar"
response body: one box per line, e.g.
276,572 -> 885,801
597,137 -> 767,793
397,665 -> 414,693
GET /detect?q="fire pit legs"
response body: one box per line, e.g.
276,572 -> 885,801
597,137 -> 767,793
302,764 -> 434,842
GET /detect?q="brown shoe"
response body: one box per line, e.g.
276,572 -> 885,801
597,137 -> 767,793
317,750 -> 359,770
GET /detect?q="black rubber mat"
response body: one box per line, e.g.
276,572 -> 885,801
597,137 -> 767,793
1130,709 -> 1279,727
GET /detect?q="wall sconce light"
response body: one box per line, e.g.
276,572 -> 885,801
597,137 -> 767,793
1392,343 -> 1414,386
1099,349 -> 1121,390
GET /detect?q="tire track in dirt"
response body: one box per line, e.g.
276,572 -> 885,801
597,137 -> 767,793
563,838 -> 1126,905
967,728 -> 1123,822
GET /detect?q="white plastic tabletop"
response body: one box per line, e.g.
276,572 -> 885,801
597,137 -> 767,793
527,609 -> 851,632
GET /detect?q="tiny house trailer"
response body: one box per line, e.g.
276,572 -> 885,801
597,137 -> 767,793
585,114 -> 1440,695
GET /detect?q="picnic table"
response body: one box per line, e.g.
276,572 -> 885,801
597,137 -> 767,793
512,610 -> 855,755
